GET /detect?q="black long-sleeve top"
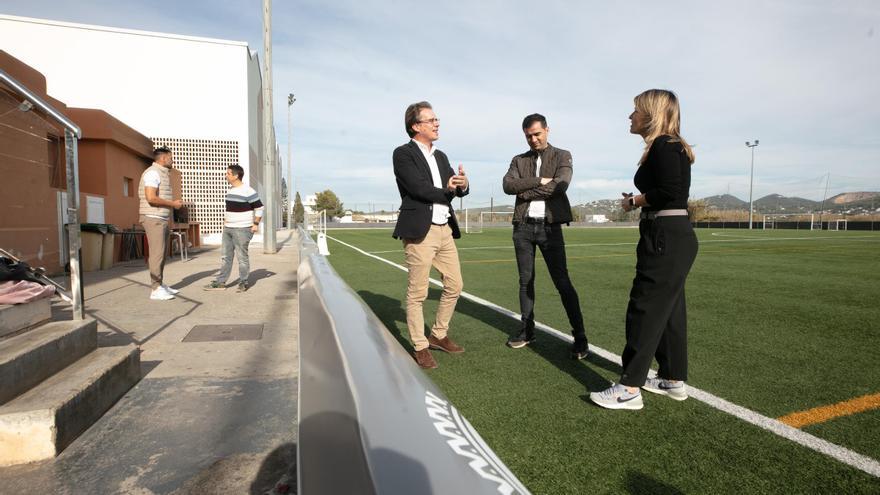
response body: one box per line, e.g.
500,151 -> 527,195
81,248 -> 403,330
634,135 -> 691,211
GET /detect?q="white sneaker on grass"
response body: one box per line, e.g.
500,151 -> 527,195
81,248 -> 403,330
589,383 -> 643,410
150,287 -> 175,301
161,284 -> 179,295
642,377 -> 688,401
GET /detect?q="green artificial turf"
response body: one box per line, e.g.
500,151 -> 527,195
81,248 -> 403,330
324,227 -> 880,493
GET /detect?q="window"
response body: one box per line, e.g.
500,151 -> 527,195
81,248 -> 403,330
123,177 -> 133,197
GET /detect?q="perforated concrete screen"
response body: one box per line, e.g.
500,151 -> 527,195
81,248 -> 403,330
152,137 -> 239,235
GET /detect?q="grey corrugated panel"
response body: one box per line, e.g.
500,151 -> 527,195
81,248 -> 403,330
296,228 -> 530,495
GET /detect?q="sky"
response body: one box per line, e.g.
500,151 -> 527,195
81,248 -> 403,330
2,0 -> 878,210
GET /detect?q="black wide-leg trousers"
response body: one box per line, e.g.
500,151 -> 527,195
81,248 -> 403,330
620,216 -> 698,387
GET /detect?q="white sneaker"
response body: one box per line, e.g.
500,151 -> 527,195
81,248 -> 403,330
161,284 -> 180,295
150,287 -> 175,301
642,377 -> 688,401
589,383 -> 644,410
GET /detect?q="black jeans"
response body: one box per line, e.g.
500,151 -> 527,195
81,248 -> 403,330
620,216 -> 698,387
512,222 -> 585,335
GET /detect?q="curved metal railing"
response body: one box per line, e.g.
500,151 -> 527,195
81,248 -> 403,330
0,67 -> 83,319
296,227 -> 530,494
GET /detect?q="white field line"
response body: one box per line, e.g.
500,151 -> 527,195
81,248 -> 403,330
367,234 -> 880,254
328,234 -> 880,478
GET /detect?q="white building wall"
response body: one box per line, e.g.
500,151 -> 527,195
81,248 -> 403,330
0,14 -> 269,235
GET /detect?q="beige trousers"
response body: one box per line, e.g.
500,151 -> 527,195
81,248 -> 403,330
403,224 -> 464,351
140,215 -> 169,290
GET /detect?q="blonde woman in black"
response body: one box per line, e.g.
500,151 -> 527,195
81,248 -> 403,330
590,89 -> 698,410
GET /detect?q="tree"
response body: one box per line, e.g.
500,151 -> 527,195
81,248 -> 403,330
280,178 -> 289,227
688,199 -> 715,222
314,189 -> 344,219
293,192 -> 305,225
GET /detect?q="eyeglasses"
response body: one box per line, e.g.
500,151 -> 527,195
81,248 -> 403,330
417,118 -> 440,125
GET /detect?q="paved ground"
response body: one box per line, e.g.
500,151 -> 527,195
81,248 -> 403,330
0,229 -> 300,494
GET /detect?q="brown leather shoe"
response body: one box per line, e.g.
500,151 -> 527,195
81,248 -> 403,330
413,349 -> 438,369
428,335 -> 465,354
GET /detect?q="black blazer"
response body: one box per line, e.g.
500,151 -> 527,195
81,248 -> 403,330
392,140 -> 468,239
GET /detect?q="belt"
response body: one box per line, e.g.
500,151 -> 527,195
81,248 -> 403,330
640,209 -> 688,220
431,222 -> 448,226
523,217 -> 546,224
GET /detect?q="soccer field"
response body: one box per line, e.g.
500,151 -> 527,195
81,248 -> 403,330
323,227 -> 880,494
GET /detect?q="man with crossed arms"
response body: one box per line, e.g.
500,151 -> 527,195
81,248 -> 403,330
502,113 -> 589,359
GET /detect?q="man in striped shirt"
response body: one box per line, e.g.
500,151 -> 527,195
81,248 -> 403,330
203,165 -> 264,292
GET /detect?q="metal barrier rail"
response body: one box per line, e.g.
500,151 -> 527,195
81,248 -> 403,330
296,227 -> 530,494
0,68 -> 84,319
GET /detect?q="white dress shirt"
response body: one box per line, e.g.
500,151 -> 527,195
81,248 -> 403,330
413,139 -> 451,225
527,154 -> 546,218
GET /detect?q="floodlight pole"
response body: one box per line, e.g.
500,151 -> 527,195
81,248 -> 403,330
746,140 -> 760,229
262,0 -> 277,252
287,93 -> 295,228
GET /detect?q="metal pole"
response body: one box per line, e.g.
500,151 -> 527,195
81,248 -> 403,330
287,93 -> 295,228
262,0 -> 277,253
64,129 -> 84,320
818,172 -> 830,228
746,140 -> 759,229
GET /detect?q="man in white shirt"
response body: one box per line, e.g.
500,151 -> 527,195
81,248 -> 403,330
392,101 -> 470,369
203,165 -> 263,292
139,146 -> 183,301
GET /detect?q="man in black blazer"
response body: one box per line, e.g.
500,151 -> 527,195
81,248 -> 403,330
502,113 -> 589,359
393,101 -> 469,369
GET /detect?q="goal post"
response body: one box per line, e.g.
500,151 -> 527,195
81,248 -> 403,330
762,214 -> 815,230
466,211 -> 515,233
828,219 -> 847,231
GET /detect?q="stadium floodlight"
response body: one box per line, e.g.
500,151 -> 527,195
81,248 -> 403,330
287,93 -> 296,228
746,140 -> 760,229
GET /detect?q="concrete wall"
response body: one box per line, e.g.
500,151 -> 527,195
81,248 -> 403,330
1,51 -> 68,270
0,51 -> 155,272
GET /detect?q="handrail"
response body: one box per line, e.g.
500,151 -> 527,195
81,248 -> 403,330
0,67 -> 83,319
296,227 -> 530,494
0,68 -> 81,138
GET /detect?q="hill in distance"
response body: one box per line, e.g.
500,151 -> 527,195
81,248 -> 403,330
462,192 -> 879,217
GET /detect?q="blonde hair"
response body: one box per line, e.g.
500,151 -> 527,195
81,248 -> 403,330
634,89 -> 695,165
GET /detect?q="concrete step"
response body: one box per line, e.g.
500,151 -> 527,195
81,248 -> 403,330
0,319 -> 97,405
0,298 -> 51,338
0,344 -> 140,466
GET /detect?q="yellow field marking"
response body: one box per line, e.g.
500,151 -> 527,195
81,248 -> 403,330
778,393 -> 880,428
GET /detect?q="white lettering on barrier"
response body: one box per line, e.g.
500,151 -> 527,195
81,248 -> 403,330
425,391 -> 529,495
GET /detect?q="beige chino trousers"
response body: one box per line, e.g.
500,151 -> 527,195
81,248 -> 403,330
140,215 -> 169,290
403,224 -> 464,351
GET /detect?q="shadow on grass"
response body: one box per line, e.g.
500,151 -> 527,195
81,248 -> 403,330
357,288 -> 616,393
358,289 -> 413,353
625,470 -> 684,495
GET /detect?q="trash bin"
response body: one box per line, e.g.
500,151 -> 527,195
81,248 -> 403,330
101,232 -> 115,269
80,223 -> 118,271
80,230 -> 102,272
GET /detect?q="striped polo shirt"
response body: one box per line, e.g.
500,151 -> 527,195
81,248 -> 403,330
224,185 -> 264,228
